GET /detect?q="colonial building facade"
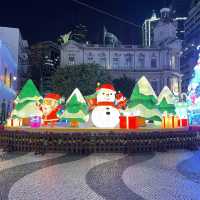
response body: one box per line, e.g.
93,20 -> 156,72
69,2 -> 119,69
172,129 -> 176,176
61,8 -> 183,95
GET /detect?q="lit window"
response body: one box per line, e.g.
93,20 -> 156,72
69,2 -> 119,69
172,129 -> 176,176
4,68 -> 7,84
9,73 -> 12,88
138,53 -> 145,68
171,55 -> 176,69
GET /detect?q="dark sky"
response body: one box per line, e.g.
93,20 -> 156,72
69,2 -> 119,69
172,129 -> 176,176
0,0 -> 190,45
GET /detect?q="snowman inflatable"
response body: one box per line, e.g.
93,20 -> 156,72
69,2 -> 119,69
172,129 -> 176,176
91,84 -> 120,128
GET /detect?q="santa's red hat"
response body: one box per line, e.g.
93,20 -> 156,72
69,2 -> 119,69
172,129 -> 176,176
44,93 -> 61,100
96,83 -> 116,92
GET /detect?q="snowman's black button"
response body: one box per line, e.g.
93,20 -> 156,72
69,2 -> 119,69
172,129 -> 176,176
106,112 -> 110,115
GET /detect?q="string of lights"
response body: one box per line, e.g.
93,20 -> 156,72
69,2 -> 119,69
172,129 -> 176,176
71,0 -> 141,28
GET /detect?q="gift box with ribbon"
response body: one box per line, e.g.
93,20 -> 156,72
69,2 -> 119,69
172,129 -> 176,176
178,119 -> 188,127
119,116 -> 140,129
162,115 -> 179,128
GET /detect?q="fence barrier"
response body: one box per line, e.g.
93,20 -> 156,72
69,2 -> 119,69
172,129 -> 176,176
0,130 -> 198,155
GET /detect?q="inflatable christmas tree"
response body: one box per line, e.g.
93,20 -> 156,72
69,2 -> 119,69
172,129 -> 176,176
60,88 -> 89,127
157,86 -> 176,115
187,51 -> 200,125
127,76 -> 161,122
10,79 -> 43,125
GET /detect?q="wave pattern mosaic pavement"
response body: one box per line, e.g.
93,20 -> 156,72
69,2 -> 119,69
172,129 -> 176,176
0,150 -> 199,200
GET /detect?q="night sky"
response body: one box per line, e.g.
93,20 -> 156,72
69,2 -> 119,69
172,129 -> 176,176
0,0 -> 190,45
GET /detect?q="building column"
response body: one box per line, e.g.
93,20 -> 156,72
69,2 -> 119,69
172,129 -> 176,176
178,77 -> 182,94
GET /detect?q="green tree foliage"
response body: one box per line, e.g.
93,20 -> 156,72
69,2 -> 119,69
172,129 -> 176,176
50,64 -> 111,98
70,24 -> 88,44
128,84 -> 157,109
112,75 -> 135,98
157,86 -> 176,115
60,88 -> 89,123
126,76 -> 161,122
158,98 -> 176,114
11,79 -> 43,118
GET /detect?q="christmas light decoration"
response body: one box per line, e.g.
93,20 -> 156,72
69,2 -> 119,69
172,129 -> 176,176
126,76 -> 162,123
187,50 -> 200,125
60,88 -> 89,127
91,83 -> 120,128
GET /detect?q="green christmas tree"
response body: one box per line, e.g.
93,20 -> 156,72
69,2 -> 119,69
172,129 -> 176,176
157,86 -> 176,115
60,88 -> 89,125
11,79 -> 43,119
126,76 -> 161,121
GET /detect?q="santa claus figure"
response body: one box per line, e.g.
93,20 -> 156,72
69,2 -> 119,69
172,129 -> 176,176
91,83 -> 120,128
42,93 -> 63,127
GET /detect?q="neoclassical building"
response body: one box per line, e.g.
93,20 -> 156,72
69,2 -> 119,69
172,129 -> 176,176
61,8 -> 183,95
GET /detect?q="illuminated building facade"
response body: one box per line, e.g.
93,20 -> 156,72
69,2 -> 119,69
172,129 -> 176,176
0,27 -> 29,90
142,10 -> 187,47
61,9 -> 182,95
0,41 -> 17,123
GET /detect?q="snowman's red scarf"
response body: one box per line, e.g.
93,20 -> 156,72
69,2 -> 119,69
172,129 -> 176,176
96,102 -> 115,107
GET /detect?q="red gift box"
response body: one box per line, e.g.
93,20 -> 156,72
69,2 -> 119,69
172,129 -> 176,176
181,119 -> 188,127
119,116 -> 138,129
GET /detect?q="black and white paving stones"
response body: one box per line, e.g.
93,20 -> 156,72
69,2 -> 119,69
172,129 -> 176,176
0,150 -> 199,200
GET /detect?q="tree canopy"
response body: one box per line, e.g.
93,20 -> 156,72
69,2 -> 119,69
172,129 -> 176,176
50,64 -> 111,98
112,75 -> 135,98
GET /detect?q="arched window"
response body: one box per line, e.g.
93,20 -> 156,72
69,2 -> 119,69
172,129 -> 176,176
138,53 -> 145,68
151,53 -> 157,68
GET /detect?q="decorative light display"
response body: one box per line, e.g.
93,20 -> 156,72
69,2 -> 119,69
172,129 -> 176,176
126,76 -> 162,123
7,79 -> 43,127
91,84 -> 120,128
157,86 -> 176,115
187,49 -> 200,125
42,93 -> 63,127
30,116 -> 41,128
6,76 -> 192,130
60,88 -> 89,127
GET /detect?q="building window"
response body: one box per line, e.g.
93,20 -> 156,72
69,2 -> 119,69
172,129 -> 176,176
112,53 -> 121,69
151,53 -> 157,68
68,54 -> 75,65
138,53 -> 145,68
124,53 -> 132,69
171,55 -> 176,69
4,68 -> 7,84
9,73 -> 12,88
87,52 -> 94,63
98,52 -> 107,68
112,57 -> 120,69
